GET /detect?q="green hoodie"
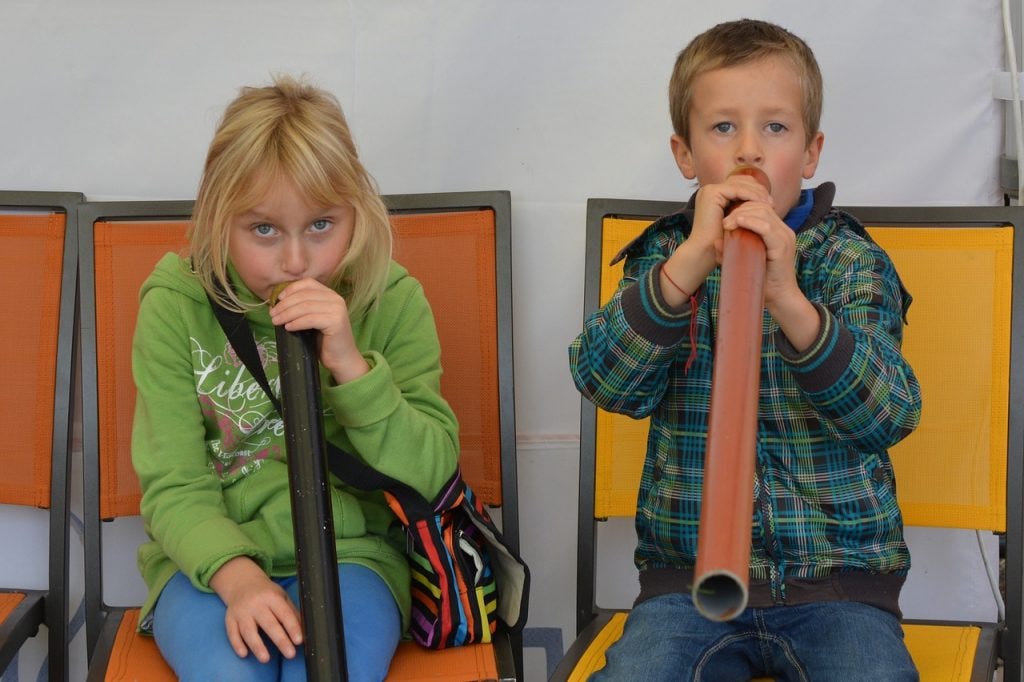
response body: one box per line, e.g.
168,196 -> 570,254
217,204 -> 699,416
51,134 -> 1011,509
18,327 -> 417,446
131,253 -> 459,631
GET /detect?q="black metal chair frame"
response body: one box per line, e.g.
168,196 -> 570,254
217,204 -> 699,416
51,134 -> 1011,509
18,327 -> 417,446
0,190 -> 82,682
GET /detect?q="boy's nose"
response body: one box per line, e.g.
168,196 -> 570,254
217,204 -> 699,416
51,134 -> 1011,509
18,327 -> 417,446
735,132 -> 763,165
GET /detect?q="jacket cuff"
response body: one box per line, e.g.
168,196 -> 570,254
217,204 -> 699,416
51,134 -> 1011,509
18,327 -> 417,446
170,516 -> 272,589
325,351 -> 401,428
621,261 -> 702,346
775,303 -> 855,393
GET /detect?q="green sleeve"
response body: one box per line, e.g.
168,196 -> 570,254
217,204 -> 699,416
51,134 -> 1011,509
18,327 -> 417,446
132,287 -> 270,589
324,280 -> 459,501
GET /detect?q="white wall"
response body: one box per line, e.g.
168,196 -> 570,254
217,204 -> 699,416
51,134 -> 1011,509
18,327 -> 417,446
0,2 -> 1007,680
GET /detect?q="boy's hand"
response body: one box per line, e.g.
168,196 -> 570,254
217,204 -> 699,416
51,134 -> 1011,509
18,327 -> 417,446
269,278 -> 370,384
661,173 -> 774,305
719,197 -> 798,305
721,197 -> 820,351
690,173 -> 774,252
210,556 -> 304,663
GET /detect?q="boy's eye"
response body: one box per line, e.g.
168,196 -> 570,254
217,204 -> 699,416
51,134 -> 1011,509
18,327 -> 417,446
253,223 -> 276,237
310,218 -> 332,233
713,122 -> 734,134
766,122 -> 787,134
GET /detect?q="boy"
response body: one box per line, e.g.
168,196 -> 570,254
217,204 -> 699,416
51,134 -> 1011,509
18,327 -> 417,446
568,19 -> 921,680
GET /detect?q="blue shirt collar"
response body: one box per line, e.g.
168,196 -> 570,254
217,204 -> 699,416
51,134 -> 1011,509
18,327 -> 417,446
783,189 -> 814,231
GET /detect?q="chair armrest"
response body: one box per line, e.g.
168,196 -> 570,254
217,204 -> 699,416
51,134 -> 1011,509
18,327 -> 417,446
550,611 -> 626,682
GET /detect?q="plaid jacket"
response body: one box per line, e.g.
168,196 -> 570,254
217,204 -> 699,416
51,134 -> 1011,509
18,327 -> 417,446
569,184 -> 922,601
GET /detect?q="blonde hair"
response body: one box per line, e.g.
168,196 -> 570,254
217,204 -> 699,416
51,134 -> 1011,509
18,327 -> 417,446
189,75 -> 392,315
669,19 -> 823,145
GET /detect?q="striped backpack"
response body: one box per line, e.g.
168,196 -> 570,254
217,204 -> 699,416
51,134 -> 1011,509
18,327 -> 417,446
384,468 -> 530,648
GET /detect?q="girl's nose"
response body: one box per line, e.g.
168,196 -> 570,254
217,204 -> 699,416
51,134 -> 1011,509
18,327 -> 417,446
281,239 -> 308,277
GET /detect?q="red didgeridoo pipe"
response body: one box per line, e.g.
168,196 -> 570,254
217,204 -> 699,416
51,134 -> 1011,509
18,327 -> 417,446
691,165 -> 770,621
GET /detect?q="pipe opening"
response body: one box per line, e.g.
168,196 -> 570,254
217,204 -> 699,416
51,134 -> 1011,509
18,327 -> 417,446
692,571 -> 748,622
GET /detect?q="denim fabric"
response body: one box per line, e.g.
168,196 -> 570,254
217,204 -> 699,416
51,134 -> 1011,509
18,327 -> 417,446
591,593 -> 918,681
153,564 -> 401,681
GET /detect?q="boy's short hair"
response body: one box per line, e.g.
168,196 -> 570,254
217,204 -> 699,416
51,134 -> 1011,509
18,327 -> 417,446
190,74 -> 392,314
669,19 -> 823,145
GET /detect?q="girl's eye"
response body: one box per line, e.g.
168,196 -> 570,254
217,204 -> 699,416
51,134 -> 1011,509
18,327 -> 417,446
713,122 -> 734,134
253,223 -> 276,237
310,218 -> 332,233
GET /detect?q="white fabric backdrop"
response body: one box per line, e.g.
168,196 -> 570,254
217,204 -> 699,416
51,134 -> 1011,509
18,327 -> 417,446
0,1 -> 1004,437
0,1 -> 1007,679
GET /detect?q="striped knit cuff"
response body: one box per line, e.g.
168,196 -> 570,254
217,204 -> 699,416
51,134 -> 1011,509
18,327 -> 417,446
775,302 -> 855,393
621,261 -> 700,347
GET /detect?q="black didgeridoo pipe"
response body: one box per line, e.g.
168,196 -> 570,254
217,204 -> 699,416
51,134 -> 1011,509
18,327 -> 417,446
272,284 -> 348,681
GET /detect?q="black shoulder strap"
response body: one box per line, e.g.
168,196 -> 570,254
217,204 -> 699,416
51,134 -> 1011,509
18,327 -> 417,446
205,292 -> 428,503
209,296 -> 282,414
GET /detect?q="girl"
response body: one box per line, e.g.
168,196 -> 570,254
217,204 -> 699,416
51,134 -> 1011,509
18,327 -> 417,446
131,76 -> 459,681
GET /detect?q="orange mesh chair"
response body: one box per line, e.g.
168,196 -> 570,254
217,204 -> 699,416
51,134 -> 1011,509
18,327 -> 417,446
552,199 -> 1024,682
78,200 -> 193,682
0,191 -> 81,681
79,192 -> 521,681
384,191 -> 522,680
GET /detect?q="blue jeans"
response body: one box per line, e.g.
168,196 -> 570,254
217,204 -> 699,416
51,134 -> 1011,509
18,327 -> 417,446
591,593 -> 918,681
153,564 -> 401,682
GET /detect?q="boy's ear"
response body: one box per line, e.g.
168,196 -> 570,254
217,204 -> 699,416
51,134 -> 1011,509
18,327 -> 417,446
802,131 -> 825,179
670,134 -> 697,180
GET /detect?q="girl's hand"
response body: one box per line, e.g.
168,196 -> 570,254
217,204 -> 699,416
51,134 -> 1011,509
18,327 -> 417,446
210,556 -> 304,663
269,278 -> 370,384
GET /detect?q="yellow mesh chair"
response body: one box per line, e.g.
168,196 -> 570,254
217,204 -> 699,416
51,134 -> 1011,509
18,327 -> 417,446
553,199 -> 1024,682
554,199 -> 684,682
0,192 -> 80,682
851,205 -> 1023,682
79,192 -> 521,681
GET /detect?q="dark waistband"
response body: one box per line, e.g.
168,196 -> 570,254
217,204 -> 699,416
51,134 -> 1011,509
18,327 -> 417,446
637,567 -> 906,618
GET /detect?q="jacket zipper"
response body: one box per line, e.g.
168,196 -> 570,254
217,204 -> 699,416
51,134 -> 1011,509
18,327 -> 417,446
755,453 -> 784,602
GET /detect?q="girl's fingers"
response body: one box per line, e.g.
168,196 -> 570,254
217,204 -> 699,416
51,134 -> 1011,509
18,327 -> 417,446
256,614 -> 296,660
224,619 -> 249,659
268,601 -> 305,656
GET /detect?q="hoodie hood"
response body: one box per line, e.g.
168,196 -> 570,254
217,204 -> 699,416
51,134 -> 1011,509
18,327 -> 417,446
139,253 -> 208,304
